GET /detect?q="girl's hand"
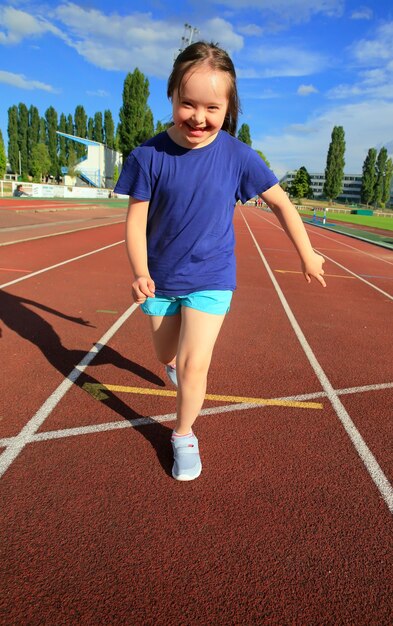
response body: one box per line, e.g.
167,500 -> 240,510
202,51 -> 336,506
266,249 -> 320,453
132,276 -> 156,303
302,253 -> 326,287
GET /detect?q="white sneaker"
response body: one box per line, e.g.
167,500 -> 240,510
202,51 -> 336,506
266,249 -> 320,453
165,364 -> 178,387
171,432 -> 202,481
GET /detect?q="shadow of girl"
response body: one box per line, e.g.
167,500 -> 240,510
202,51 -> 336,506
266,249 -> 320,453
0,289 -> 173,476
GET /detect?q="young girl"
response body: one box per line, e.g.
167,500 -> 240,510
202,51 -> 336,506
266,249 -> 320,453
114,41 -> 326,482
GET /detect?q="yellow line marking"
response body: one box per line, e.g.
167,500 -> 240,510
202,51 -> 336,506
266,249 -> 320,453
84,383 -> 323,409
275,269 -> 355,279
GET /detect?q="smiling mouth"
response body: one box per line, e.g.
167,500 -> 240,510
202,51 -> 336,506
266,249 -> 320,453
186,122 -> 207,132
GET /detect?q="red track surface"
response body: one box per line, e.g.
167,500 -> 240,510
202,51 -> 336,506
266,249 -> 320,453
1,201 -> 392,625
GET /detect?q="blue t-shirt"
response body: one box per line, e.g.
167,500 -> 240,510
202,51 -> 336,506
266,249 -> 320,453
114,130 -> 278,295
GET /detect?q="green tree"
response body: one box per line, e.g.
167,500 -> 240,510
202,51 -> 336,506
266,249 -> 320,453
118,68 -> 152,159
255,149 -> 270,168
30,143 -> 51,182
113,164 -> 119,186
360,148 -> 377,206
289,166 -> 312,199
66,113 -> 74,136
39,117 -> 46,144
155,120 -> 172,135
66,148 -> 81,179
65,114 -> 74,163
94,111 -> 103,143
374,147 -> 388,207
382,158 -> 393,207
104,110 -> 115,148
140,107 -> 154,144
58,113 -> 67,168
18,103 -> 29,177
237,123 -> 252,146
323,126 -> 345,202
45,106 -> 59,177
67,141 -> 76,169
0,130 -> 6,179
7,105 -> 19,174
87,117 -> 94,140
115,125 -> 121,152
74,105 -> 87,159
28,105 -> 40,173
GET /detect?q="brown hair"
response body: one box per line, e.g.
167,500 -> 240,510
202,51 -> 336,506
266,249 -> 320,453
167,41 -> 240,136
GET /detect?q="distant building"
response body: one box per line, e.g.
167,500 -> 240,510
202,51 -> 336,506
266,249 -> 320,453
280,170 -> 393,205
56,132 -> 122,188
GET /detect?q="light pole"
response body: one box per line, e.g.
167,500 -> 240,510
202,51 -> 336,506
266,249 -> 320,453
177,23 -> 199,57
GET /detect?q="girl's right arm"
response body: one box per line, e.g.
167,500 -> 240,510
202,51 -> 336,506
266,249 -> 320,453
125,197 -> 156,303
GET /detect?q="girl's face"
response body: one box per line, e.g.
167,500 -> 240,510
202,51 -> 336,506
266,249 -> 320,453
169,66 -> 230,149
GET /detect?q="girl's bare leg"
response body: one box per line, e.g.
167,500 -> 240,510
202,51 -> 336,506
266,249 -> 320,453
148,314 -> 181,367
175,307 -> 226,435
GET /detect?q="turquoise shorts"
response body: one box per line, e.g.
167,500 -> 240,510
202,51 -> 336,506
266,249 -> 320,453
140,290 -> 233,316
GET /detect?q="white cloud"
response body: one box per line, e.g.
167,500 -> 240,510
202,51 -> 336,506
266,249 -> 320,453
52,4 -> 181,75
328,21 -> 393,101
214,0 -> 344,22
351,21 -> 393,65
328,79 -> 393,100
297,84 -> 318,95
254,99 -> 393,177
199,17 -> 243,54
240,45 -> 329,78
86,89 -> 109,97
237,24 -> 263,36
243,88 -> 280,99
0,1 -> 246,79
0,69 -> 59,92
0,6 -> 62,44
350,7 -> 373,20
24,4 -> 242,77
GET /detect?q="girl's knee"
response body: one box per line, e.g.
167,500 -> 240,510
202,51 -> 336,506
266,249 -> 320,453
179,355 -> 210,380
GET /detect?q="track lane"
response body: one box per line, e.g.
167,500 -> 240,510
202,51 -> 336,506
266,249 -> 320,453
1,206 -> 392,624
0,236 -> 133,437
0,221 -> 126,286
0,202 -> 127,249
240,206 -> 392,506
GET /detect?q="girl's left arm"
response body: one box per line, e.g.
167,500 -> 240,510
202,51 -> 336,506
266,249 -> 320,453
260,184 -> 326,287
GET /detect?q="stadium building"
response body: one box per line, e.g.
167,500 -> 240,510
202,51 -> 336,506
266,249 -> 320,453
280,171 -> 393,205
57,132 -> 122,189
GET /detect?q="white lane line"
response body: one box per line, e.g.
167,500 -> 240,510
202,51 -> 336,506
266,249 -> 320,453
0,220 -> 124,248
0,240 -> 124,289
337,382 -> 393,395
305,224 -> 393,258
0,381 -> 391,448
248,207 -> 393,265
241,210 -> 393,513
314,231 -> 393,265
250,209 -> 393,299
0,304 -> 139,478
2,216 -> 124,233
0,382 -> 393,447
1,403 -> 260,445
311,251 -> 393,299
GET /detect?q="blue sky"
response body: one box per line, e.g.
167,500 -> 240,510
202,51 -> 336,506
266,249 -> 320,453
1,0 -> 392,177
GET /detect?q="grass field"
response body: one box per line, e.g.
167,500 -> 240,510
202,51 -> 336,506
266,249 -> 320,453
297,208 -> 393,231
4,192 -> 393,232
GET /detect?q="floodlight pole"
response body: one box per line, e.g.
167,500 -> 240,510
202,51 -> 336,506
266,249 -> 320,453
179,23 -> 199,54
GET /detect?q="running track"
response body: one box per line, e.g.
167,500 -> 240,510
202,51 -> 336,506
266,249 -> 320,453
1,200 -> 392,625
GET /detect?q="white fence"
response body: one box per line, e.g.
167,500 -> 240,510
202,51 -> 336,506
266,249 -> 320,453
0,180 -> 111,199
294,204 -> 393,218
